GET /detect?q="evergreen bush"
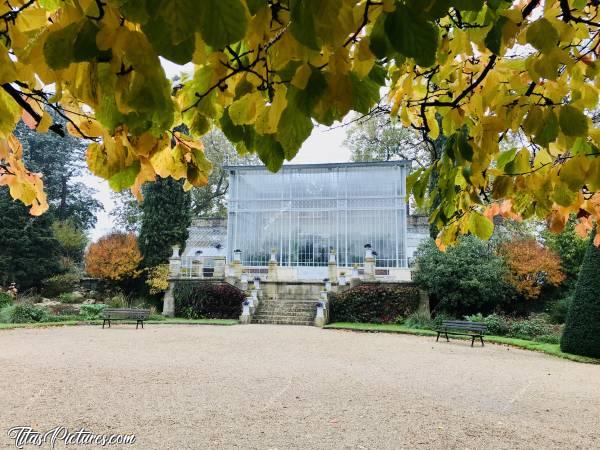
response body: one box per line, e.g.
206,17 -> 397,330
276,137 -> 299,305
79,304 -> 107,320
0,292 -> 12,309
173,281 -> 245,319
41,272 -> 80,297
329,283 -> 420,323
561,237 -> 600,358
413,237 -> 514,316
0,304 -> 48,323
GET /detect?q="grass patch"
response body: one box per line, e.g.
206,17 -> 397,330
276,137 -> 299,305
0,318 -> 238,330
324,322 -> 600,365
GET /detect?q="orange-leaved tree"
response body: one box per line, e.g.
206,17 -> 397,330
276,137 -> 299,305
85,232 -> 142,282
499,238 -> 565,300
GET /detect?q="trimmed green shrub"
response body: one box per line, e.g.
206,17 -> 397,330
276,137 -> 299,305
0,304 -> 48,323
42,272 -> 80,297
561,236 -> 600,358
79,304 -> 106,320
0,292 -> 12,309
413,237 -> 514,316
508,317 -> 552,340
329,283 -> 420,324
173,281 -> 245,319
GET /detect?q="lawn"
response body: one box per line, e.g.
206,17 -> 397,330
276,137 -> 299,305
0,317 -> 239,330
324,322 -> 600,364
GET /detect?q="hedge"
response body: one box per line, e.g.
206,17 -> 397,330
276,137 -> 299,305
173,281 -> 245,320
561,236 -> 600,358
329,283 -> 420,324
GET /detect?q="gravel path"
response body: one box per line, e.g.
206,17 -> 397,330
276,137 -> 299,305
0,324 -> 599,449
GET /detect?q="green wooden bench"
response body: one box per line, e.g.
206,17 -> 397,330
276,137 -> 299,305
102,308 -> 150,329
436,320 -> 487,347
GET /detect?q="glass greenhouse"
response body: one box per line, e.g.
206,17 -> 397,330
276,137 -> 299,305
226,161 -> 411,270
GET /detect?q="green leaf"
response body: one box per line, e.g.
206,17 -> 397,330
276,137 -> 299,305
559,105 -> 589,137
117,0 -> 151,25
276,105 -> 313,160
484,16 -> 508,55
505,148 -> 530,175
452,0 -> 484,11
526,18 -> 559,53
220,108 -> 252,144
287,72 -> 327,116
43,22 -> 79,69
559,155 -> 588,190
533,109 -> 559,147
349,72 -> 380,115
496,148 -> 516,170
196,0 -> 248,49
73,20 -> 112,63
159,0 -> 198,45
384,5 -> 439,67
143,16 -> 195,64
255,133 -> 285,172
246,0 -> 267,15
468,212 -> 494,240
108,162 -> 141,191
408,167 -> 432,207
552,182 -> 575,207
457,132 -> 473,162
369,13 -> 393,59
289,0 -> 320,50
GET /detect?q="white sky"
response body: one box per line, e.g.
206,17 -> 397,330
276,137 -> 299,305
88,60 -> 351,240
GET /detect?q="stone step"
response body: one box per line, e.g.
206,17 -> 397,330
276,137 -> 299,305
251,318 -> 314,326
260,300 -> 319,305
253,312 -> 315,319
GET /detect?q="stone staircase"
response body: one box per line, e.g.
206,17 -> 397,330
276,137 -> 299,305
251,283 -> 321,326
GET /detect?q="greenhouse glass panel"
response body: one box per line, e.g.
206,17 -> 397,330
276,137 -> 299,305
226,161 -> 410,268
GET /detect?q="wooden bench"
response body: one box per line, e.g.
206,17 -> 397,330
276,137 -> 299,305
436,320 -> 487,347
102,308 -> 150,329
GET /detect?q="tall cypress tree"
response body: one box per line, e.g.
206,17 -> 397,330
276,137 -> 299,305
560,232 -> 600,358
0,188 -> 61,289
139,177 -> 191,268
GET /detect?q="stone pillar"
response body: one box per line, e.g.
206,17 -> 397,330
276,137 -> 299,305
268,248 -> 278,281
232,250 -> 243,278
240,300 -> 251,324
350,264 -> 361,288
364,244 -> 375,281
213,256 -> 226,279
192,258 -> 203,278
314,290 -> 329,327
314,303 -> 326,327
162,281 -> 175,317
169,245 -> 181,277
240,272 -> 248,291
328,248 -> 337,283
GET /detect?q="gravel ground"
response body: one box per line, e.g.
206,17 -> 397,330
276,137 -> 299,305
0,324 -> 599,449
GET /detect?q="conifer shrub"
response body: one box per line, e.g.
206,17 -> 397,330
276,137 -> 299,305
561,237 -> 600,358
0,304 -> 48,323
173,281 -> 245,319
329,283 -> 420,324
0,292 -> 12,309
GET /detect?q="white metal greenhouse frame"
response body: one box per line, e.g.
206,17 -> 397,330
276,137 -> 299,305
226,161 -> 411,268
